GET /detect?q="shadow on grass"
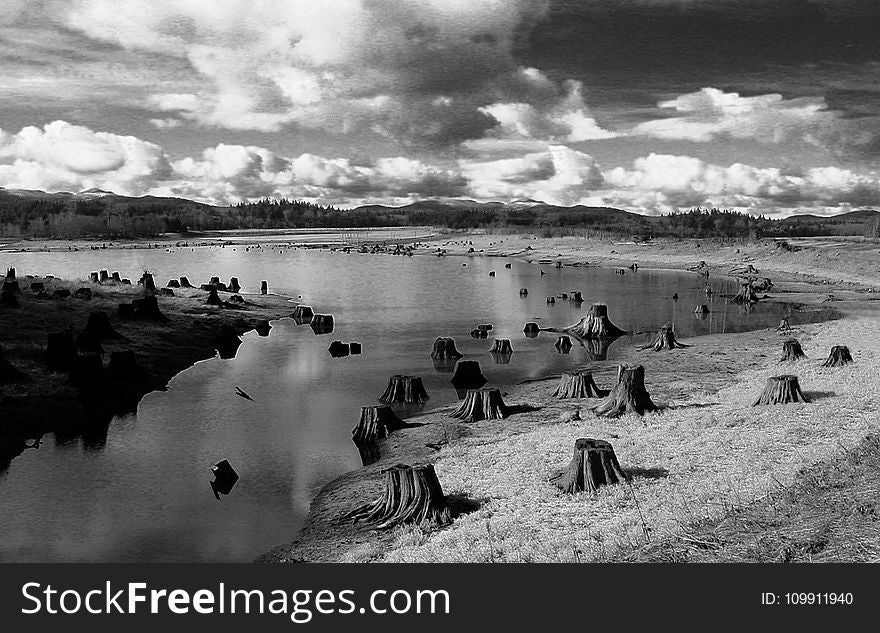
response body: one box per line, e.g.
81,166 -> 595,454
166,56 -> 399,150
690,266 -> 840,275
626,466 -> 669,480
447,493 -> 488,520
805,391 -> 836,402
506,403 -> 543,415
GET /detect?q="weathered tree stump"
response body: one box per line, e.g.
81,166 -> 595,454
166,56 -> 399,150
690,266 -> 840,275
547,296 -> 556,304
523,322 -> 540,338
167,279 -> 181,288
179,276 -> 192,288
488,339 -> 513,354
5,267 -> 15,279
567,303 -> 626,338
823,345 -> 853,367
350,342 -> 362,354
777,318 -> 791,333
732,281 -> 759,304
519,288 -> 528,296
780,338 -> 806,362
592,365 -> 658,418
450,360 -> 487,390
90,271 -> 100,283
570,291 -> 583,303
291,305 -> 314,321
73,287 -> 92,300
210,276 -> 221,285
138,272 -> 156,292
351,405 -> 407,443
206,287 -> 223,306
552,371 -> 608,399
555,335 -> 573,353
431,337 -> 462,359
477,323 -> 493,332
99,270 -> 109,283
342,463 -> 450,528
450,387 -> 508,421
357,442 -> 382,467
132,295 -> 168,321
45,329 -> 76,369
488,271 -> 495,277
379,375 -> 430,404
0,344 -> 27,383
85,311 -> 123,340
550,438 -> 627,494
255,319 -> 271,337
642,323 -> 690,351
260,280 -> 268,295
470,328 -> 488,339
753,374 -> 810,405
310,314 -> 334,334
111,272 -> 121,282
229,277 -> 241,293
215,325 -> 242,359
328,340 -> 350,357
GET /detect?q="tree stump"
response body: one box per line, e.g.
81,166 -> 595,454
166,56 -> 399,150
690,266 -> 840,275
523,322 -> 540,338
431,337 -> 462,359
45,329 -> 76,369
229,277 -> 241,293
470,328 -> 488,339
357,442 -> 382,467
328,341 -> 350,357
179,276 -> 193,288
310,314 -> 335,334
351,405 -> 407,443
99,270 -> 109,283
215,325 -> 242,359
519,288 -> 528,296
206,287 -> 223,306
732,281 -> 759,304
567,303 -> 626,338
210,459 -> 239,500
780,338 -> 806,362
85,311 -> 123,340
378,375 -> 430,404
30,281 -> 45,293
5,267 -> 15,280
552,371 -> 608,399
132,296 -> 168,321
342,463 -> 450,529
255,319 -> 271,337
450,387 -> 508,421
592,365 -> 658,418
350,342 -> 362,355
505,263 -> 512,269
550,438 -> 627,494
111,272 -> 121,282
488,271 -> 495,277
291,305 -> 314,321
74,287 -> 92,300
477,323 -> 493,332
642,323 -> 690,351
555,335 -> 573,353
260,280 -> 268,295
823,345 -> 853,367
450,360 -> 487,390
569,291 -> 583,303
752,374 -> 810,405
167,279 -> 181,288
90,271 -> 100,283
488,339 -> 513,354
138,272 -> 156,292
0,344 -> 27,383
547,296 -> 556,304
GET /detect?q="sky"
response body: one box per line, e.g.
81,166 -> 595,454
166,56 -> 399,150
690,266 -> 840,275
1,0 -> 879,215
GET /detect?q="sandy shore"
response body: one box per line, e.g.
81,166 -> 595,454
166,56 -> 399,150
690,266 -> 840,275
263,232 -> 880,563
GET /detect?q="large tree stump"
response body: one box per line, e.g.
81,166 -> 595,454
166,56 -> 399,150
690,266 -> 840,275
342,463 -> 450,529
780,338 -> 806,362
752,374 -> 810,405
85,311 -> 124,340
569,291 -> 583,303
642,323 -> 690,351
179,276 -> 193,288
823,345 -> 853,367
89,271 -> 99,283
470,328 -> 488,339
488,339 -> 513,354
45,329 -> 76,369
450,360 -> 487,390
552,371 -> 608,399
260,280 -> 268,295
206,287 -> 223,306
0,344 -> 27,383
328,340 -> 350,357
350,342 -> 362,354
351,405 -> 407,443
215,325 -> 242,359
291,305 -> 314,322
547,296 -> 556,304
732,281 -> 759,304
567,303 -> 626,338
591,365 -> 658,418
555,335 -> 573,353
167,279 -> 181,288
138,272 -> 156,292
450,387 -> 508,421
550,438 -> 627,494
210,459 -> 239,500
132,295 -> 168,321
310,314 -> 334,334
431,337 -> 462,359
99,270 -> 109,283
111,272 -> 121,282
229,277 -> 241,293
379,375 -> 430,405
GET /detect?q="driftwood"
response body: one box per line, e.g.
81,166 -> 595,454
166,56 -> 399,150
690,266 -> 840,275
488,339 -> 513,354
357,443 -> 382,467
823,345 -> 853,367
90,272 -> 99,283
753,375 -> 810,405
567,303 -> 626,338
450,360 -> 487,390
99,270 -> 109,283
342,463 -> 450,529
351,406 -> 407,443
780,339 -> 806,362
732,281 -> 759,304
555,335 -> 572,353
450,387 -> 508,421
431,337 -> 462,359
379,375 -> 430,405
310,314 -> 334,335
0,344 -> 27,383
642,323 -> 689,351
592,365 -> 658,418
328,341 -> 350,357
552,371 -> 608,399
550,438 -> 627,494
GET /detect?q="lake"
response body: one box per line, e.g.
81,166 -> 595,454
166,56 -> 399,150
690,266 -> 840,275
0,233 -> 837,561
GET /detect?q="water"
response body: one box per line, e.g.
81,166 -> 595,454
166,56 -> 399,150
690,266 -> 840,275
0,234 -> 837,561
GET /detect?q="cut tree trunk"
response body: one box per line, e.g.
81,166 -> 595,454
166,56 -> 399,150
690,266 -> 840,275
550,438 -> 627,494
291,305 -> 314,321
551,371 -> 608,399
431,337 -> 462,359
780,338 -> 806,362
519,288 -> 528,296
378,375 -> 430,405
90,272 -> 99,283
138,272 -> 156,292
328,341 -> 350,357
260,280 -> 268,295
450,387 -> 508,421
132,296 -> 168,321
342,463 -> 451,529
567,303 -> 626,338
206,288 -> 223,306
523,322 -> 540,337
351,405 -> 407,443
555,335 -> 573,353
732,281 -> 759,304
179,276 -> 192,288
570,291 -> 583,303
229,277 -> 241,293
753,374 -> 810,405
641,323 -> 690,351
823,345 -> 853,367
85,311 -> 124,340
450,360 -> 487,389
470,328 -> 488,339
310,314 -> 334,334
350,342 -> 362,355
488,339 -> 513,354
167,279 -> 181,288
591,365 -> 658,418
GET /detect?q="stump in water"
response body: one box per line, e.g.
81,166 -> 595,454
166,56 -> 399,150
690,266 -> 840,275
505,263 -> 512,269
351,406 -> 407,443
328,341 -> 350,357
753,374 -> 810,405
291,305 -> 314,322
523,322 -> 540,338
132,296 -> 168,321
45,330 -> 76,369
470,328 -> 488,339
780,338 -> 806,362
547,296 -> 556,304
477,323 -> 493,332
378,375 -> 430,404
229,277 -> 241,293
0,344 -> 27,383
342,463 -> 450,529
431,337 -> 462,359
350,342 -> 362,355
310,314 -> 334,335
179,276 -> 193,288
210,459 -> 239,500
823,345 -> 853,367
260,280 -> 268,295
567,303 -> 626,339
732,281 -> 759,304
255,320 -> 271,337
550,438 -> 627,494
85,311 -> 124,340
450,387 -> 508,421
488,339 -> 513,354
519,288 -> 528,296
215,325 -> 242,359
592,365 -> 658,418
488,271 -> 495,277
555,335 -> 573,353
642,323 -> 690,351
569,291 -> 583,303
552,371 -> 608,399
450,360 -> 487,390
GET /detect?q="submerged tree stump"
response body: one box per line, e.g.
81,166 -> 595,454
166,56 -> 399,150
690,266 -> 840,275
592,365 -> 658,418
780,338 -> 807,362
328,340 -> 350,357
450,360 -> 487,390
642,323 -> 690,351
567,303 -> 626,339
310,314 -> 334,334
732,281 -> 759,304
550,438 -> 627,494
555,335 -> 573,353
470,328 -> 488,339
519,288 -> 528,296
552,371 -> 608,399
431,337 -> 462,359
379,375 -> 430,405
753,374 -> 810,405
823,345 -> 853,367
523,322 -> 540,338
569,291 -> 583,303
450,387 -> 508,421
351,405 -> 407,443
342,463 -> 450,529
488,339 -> 513,354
